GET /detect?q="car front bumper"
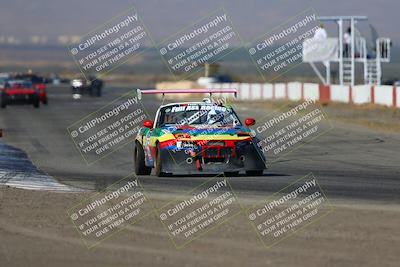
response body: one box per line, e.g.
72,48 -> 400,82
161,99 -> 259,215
159,141 -> 266,175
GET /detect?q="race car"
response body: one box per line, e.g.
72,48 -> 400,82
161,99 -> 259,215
134,89 -> 266,177
14,73 -> 48,104
0,80 -> 40,108
71,76 -> 103,99
0,73 -> 10,88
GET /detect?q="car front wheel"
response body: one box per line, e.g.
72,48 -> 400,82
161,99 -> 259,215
33,97 -> 40,108
134,142 -> 151,175
0,94 -> 6,108
154,143 -> 167,177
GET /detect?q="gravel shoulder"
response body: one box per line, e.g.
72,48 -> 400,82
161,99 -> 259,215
0,187 -> 399,267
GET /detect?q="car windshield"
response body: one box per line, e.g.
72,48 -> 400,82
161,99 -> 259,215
7,80 -> 33,88
158,103 -> 241,128
15,75 -> 44,83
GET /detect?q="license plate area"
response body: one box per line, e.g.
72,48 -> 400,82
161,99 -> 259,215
202,145 -> 235,158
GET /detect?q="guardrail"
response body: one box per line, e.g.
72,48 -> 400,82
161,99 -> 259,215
206,82 -> 399,108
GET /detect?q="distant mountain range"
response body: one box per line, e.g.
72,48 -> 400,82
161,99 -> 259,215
0,0 -> 398,44
1,44 -> 400,83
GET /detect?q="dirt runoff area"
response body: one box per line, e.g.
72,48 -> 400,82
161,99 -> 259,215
241,100 -> 400,133
0,186 -> 399,267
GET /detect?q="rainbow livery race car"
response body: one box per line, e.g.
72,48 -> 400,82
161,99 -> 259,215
134,89 -> 266,176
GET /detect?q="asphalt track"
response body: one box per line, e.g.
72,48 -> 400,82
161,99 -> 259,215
1,85 -> 399,202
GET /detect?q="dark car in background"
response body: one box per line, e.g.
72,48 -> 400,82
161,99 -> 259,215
71,76 -> 103,99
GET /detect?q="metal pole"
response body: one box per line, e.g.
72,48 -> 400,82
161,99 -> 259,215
310,62 -> 326,84
326,62 -> 331,84
351,18 -> 355,86
338,19 -> 343,85
376,39 -> 381,85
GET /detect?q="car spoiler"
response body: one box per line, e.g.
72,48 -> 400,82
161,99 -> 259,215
136,89 -> 237,100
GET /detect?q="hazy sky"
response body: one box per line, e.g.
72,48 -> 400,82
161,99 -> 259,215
0,0 -> 397,43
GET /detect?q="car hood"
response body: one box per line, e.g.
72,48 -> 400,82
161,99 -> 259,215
5,88 -> 37,95
160,125 -> 254,139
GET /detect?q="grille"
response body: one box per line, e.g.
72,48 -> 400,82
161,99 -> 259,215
202,146 -> 235,158
10,94 -> 34,100
220,147 -> 233,156
204,148 -> 219,157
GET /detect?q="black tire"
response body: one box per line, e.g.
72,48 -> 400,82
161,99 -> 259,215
43,98 -> 48,105
0,95 -> 6,108
245,170 -> 264,176
90,87 -> 95,97
134,142 -> 151,175
33,97 -> 40,108
224,171 -> 239,177
154,143 -> 166,177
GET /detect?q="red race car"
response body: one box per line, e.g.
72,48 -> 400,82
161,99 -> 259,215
1,80 -> 40,108
14,74 -> 48,104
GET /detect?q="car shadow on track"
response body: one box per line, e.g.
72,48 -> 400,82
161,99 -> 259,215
157,172 -> 290,178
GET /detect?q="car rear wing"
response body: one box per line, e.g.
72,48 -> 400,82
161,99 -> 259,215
137,89 -> 237,100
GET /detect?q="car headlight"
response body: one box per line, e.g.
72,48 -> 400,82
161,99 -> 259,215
72,80 -> 83,87
176,141 -> 182,149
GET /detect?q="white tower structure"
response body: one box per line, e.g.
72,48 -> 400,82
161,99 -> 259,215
303,16 -> 391,86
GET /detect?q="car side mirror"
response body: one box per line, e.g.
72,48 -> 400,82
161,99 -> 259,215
244,118 -> 256,126
143,120 -> 153,129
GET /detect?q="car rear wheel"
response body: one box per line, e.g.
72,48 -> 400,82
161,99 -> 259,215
245,170 -> 264,176
134,142 -> 151,175
33,99 -> 40,108
33,95 -> 40,108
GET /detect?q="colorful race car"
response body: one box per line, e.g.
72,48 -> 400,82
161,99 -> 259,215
134,89 -> 266,176
0,80 -> 40,108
